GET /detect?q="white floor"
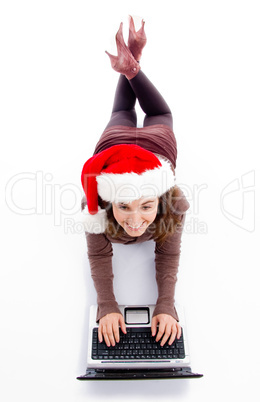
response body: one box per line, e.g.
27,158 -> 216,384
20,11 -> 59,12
1,1 -> 260,401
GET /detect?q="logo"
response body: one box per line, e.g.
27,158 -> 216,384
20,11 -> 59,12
220,171 -> 255,232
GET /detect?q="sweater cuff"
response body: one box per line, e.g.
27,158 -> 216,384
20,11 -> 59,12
96,302 -> 122,323
152,303 -> 179,322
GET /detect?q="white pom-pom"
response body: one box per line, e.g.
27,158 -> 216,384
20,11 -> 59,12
81,205 -> 108,234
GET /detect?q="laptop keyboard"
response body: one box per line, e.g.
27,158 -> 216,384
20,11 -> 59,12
92,327 -> 185,360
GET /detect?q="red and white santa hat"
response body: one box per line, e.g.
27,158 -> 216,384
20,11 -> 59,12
81,144 -> 176,233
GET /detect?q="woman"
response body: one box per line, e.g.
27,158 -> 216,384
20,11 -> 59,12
81,17 -> 190,349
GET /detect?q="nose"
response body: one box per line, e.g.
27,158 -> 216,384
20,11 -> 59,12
126,210 -> 143,225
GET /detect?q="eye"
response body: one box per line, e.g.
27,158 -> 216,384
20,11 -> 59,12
142,205 -> 151,210
119,205 -> 128,210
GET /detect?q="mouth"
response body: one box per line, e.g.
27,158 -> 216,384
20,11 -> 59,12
125,221 -> 146,231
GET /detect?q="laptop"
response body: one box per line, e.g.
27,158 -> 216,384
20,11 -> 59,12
77,304 -> 203,380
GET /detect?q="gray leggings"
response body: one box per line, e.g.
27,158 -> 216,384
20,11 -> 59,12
105,70 -> 173,130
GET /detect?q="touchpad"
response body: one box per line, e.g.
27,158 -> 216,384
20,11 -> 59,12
125,307 -> 150,325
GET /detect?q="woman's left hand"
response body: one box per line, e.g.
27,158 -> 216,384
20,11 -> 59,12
151,314 -> 182,346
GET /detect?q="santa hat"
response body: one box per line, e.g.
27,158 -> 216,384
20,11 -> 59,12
81,144 -> 176,233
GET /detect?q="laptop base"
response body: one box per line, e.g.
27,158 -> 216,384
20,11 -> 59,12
77,367 -> 203,380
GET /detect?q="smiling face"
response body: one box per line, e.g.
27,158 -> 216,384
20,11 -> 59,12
112,197 -> 159,237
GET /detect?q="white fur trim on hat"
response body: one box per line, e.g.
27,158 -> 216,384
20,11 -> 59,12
81,205 -> 108,234
96,157 -> 175,204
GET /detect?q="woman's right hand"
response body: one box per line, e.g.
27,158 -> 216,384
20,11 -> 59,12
98,313 -> 127,347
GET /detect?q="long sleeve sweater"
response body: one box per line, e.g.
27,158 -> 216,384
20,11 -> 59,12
83,189 -> 189,322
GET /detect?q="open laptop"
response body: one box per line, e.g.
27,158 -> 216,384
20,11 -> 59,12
77,304 -> 203,380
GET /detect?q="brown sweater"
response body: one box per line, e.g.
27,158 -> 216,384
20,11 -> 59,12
83,124 -> 189,322
83,189 -> 189,322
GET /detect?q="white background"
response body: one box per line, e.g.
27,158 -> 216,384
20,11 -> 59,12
1,0 -> 260,401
